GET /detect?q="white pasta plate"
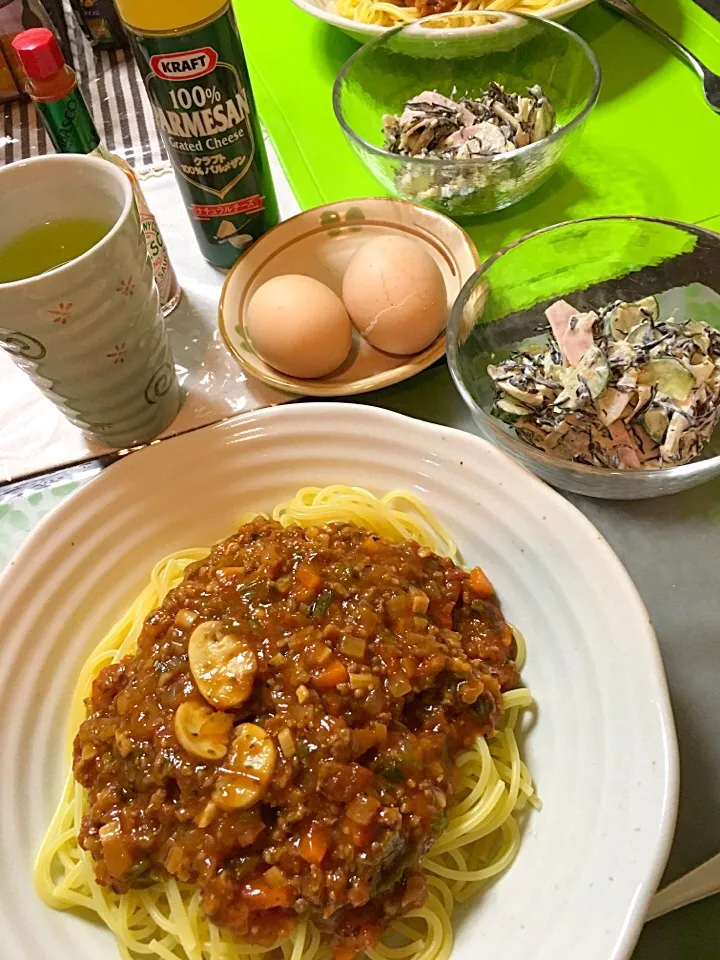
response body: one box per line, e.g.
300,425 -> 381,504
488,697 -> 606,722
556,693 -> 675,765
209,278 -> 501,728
288,0 -> 595,43
0,402 -> 677,960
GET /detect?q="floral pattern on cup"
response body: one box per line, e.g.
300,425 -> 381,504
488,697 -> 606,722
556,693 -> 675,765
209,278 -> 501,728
107,343 -> 127,365
116,276 -> 136,297
48,302 -> 73,325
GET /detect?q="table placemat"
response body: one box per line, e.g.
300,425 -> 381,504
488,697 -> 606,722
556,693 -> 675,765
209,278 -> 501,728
237,0 -> 720,265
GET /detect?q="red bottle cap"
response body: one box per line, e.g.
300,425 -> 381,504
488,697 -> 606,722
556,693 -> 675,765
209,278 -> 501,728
12,29 -> 66,81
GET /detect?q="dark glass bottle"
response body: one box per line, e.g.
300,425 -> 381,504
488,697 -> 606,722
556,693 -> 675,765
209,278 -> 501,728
68,0 -> 128,50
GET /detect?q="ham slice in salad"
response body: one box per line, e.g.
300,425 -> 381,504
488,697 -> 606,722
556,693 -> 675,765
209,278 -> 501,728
545,299 -> 597,367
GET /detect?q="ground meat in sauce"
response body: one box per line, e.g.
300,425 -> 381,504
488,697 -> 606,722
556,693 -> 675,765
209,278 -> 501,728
73,520 -> 519,959
393,0 -> 459,15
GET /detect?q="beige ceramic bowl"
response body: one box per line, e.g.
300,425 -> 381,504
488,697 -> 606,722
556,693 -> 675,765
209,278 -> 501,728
288,0 -> 595,44
218,197 -> 479,397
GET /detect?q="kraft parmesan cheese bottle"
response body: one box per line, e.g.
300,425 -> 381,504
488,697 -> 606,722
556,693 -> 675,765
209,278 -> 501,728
114,0 -> 279,269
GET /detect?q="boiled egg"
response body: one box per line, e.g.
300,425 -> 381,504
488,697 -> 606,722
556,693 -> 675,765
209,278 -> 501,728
342,236 -> 448,355
246,275 -> 353,379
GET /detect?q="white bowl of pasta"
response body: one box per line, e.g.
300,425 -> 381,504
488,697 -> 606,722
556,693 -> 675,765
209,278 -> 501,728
0,403 -> 677,960
289,0 -> 595,42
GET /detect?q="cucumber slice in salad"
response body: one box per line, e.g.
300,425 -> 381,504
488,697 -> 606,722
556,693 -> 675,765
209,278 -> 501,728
683,319 -> 712,352
580,347 -> 611,397
642,408 -> 670,443
494,397 -> 532,423
637,357 -> 695,401
626,320 -> 653,345
683,320 -> 709,336
555,346 -> 610,409
605,296 -> 659,341
495,380 -> 545,407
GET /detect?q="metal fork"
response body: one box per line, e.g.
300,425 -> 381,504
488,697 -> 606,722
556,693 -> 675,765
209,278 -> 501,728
647,852 -> 720,920
601,0 -> 720,112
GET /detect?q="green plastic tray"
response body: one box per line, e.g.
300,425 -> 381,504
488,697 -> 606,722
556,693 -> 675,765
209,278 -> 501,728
235,0 -> 720,261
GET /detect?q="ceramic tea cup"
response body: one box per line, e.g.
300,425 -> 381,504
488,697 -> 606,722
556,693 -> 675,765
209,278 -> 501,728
0,154 -> 181,448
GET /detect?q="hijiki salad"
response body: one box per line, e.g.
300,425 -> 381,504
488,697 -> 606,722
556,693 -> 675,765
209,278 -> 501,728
382,84 -> 555,203
383,83 -> 555,160
489,296 -> 720,469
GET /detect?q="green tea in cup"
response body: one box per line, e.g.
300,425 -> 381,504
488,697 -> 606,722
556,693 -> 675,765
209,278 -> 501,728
0,218 -> 111,283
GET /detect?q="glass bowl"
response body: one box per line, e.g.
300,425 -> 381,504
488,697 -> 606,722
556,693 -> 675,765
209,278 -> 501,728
447,216 -> 720,499
332,11 -> 601,218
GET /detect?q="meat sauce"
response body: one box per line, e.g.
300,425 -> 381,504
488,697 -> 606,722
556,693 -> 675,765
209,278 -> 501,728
393,0 -> 459,16
74,520 -> 519,958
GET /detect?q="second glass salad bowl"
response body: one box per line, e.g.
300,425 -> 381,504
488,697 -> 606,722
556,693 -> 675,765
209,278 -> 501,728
333,11 -> 601,218
447,216 -> 720,499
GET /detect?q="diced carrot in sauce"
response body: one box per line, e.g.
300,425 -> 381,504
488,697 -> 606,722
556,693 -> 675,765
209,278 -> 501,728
401,656 -> 417,679
395,615 -> 415,634
346,818 -> 373,848
351,723 -> 387,757
418,733 -> 443,757
409,794 -> 436,821
349,763 -> 374,794
296,563 -> 322,591
299,822 -> 330,864
313,660 -> 349,689
470,566 -> 495,598
363,537 -> 381,554
429,600 -> 455,627
101,832 -> 134,878
333,949 -> 357,960
242,881 -> 292,909
319,761 -> 374,802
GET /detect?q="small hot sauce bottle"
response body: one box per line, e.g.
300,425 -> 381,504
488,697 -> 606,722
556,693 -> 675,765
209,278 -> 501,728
12,28 -> 182,317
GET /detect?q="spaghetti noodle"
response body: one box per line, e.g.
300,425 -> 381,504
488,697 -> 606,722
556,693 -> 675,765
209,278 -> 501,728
35,486 -> 537,960
332,0 -> 566,29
